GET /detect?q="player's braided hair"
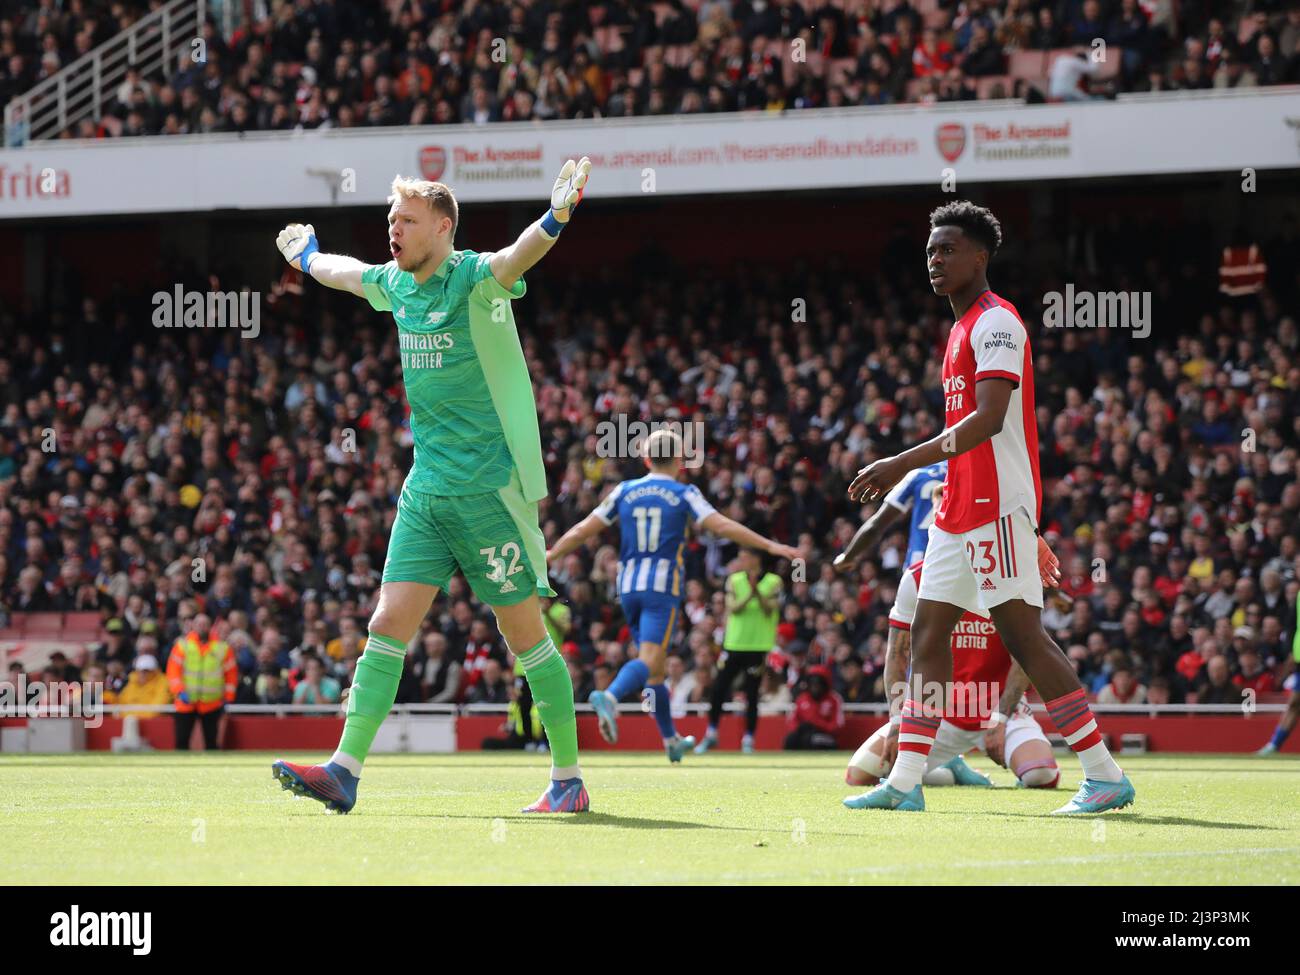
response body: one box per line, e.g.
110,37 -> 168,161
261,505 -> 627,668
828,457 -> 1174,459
929,200 -> 1003,256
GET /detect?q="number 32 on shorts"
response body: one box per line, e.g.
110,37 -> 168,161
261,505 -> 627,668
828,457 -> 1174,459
480,543 -> 524,583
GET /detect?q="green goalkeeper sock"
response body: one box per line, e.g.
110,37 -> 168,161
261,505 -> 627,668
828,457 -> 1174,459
331,632 -> 406,775
516,635 -> 580,776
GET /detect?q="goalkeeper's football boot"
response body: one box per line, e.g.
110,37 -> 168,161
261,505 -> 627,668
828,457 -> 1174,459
843,781 -> 925,811
664,734 -> 696,764
272,759 -> 358,814
693,731 -> 718,755
1050,774 -> 1135,815
588,689 -> 619,744
522,776 -> 590,813
941,755 -> 993,787
741,733 -> 755,755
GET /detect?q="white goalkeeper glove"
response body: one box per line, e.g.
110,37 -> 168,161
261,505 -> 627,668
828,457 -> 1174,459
276,222 -> 319,273
539,156 -> 591,238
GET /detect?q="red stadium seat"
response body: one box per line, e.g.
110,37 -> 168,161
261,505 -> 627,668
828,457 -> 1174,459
1009,50 -> 1047,79
62,612 -> 102,640
24,613 -> 63,635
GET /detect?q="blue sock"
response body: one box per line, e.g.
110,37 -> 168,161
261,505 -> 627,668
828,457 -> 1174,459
644,683 -> 676,740
607,658 -> 650,702
1271,726 -> 1291,748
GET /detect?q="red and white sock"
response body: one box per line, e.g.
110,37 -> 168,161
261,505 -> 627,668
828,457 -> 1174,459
887,698 -> 941,793
1045,688 -> 1122,782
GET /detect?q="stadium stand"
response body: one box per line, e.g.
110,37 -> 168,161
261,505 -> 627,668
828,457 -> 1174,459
3,0 -> 1299,142
1,186 -> 1297,718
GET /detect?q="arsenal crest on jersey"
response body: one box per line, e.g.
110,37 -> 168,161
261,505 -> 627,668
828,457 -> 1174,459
937,123 -> 967,163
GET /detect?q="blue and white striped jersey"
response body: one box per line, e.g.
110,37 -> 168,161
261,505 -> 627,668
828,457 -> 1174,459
883,461 -> 948,567
594,473 -> 717,598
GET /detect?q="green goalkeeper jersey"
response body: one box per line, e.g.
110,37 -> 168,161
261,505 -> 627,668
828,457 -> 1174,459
360,250 -> 547,502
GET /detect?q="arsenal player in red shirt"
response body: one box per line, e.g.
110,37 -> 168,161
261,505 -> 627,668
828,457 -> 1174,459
845,201 -> 1134,815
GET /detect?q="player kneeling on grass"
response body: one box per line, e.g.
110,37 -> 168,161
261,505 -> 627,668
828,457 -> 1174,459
844,558 -> 1060,797
270,158 -> 593,814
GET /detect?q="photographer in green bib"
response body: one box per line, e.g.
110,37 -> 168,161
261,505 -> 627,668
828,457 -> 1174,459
695,549 -> 783,754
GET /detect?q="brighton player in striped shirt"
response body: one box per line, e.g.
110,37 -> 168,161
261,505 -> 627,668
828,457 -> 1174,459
547,429 -> 799,761
833,460 -> 947,574
846,201 -> 1135,814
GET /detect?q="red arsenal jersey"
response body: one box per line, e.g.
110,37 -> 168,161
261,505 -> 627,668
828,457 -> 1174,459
935,290 -> 1042,533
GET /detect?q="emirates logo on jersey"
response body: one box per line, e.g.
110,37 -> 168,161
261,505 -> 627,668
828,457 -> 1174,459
937,123 -> 967,163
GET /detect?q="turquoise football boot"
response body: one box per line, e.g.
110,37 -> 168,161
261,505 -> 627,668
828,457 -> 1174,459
940,755 -> 993,787
1051,775 -> 1136,814
588,689 -> 619,744
665,735 -> 696,763
843,781 -> 926,811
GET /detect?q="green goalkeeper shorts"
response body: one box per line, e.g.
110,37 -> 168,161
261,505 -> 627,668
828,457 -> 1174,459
382,467 -> 556,606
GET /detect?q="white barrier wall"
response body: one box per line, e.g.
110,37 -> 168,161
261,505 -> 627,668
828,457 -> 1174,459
0,88 -> 1297,218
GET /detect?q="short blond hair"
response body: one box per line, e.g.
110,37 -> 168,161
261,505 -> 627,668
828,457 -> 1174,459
643,428 -> 683,467
389,175 -> 458,238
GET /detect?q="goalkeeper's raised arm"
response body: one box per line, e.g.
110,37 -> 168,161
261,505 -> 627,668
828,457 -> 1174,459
274,156 -> 590,295
490,155 -> 590,289
275,222 -> 366,296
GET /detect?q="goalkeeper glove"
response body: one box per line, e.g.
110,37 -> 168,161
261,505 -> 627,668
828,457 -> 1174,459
276,223 -> 319,273
539,157 -> 591,238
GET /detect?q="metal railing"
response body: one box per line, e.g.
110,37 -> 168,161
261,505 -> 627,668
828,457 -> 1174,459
2,0 -> 241,147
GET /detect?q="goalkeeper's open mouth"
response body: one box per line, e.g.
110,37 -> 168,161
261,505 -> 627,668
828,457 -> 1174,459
390,241 -> 402,259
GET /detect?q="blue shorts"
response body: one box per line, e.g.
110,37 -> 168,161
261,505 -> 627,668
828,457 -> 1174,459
621,591 -> 680,650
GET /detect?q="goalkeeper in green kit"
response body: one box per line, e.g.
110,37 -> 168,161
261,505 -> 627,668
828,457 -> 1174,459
270,158 -> 593,814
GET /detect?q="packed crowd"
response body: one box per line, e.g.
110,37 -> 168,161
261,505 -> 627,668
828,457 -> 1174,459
1,199 -> 1297,728
3,0 -> 1298,141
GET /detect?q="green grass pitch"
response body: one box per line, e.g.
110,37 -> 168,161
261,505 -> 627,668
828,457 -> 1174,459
3,752 -> 1297,884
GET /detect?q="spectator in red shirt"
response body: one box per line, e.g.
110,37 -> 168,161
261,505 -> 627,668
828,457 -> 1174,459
1233,647 -> 1276,694
912,27 -> 954,78
1060,553 -> 1098,601
784,665 -> 844,750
